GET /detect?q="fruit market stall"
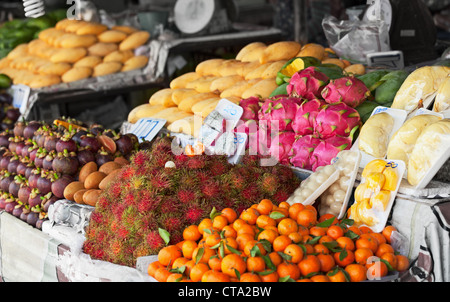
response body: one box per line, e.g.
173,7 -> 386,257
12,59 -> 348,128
0,2 -> 450,284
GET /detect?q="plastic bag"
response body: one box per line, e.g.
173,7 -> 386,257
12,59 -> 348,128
322,15 -> 390,63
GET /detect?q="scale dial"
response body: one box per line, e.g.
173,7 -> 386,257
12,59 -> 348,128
174,0 -> 216,34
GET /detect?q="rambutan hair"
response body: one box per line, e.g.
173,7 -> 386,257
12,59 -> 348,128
146,230 -> 165,251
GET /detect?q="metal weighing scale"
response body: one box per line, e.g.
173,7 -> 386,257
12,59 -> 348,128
173,0 -> 237,36
362,0 -> 438,67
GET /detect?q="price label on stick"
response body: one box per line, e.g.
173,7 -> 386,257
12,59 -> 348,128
11,84 -> 31,115
130,118 -> 167,143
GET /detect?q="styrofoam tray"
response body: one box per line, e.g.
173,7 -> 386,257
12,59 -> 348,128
288,164 -> 340,206
336,150 -> 362,219
350,159 -> 406,233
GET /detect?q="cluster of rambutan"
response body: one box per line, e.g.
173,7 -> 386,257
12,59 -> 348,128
83,136 -> 300,267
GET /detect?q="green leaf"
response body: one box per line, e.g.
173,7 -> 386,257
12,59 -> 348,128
316,217 -> 337,228
322,241 -> 339,250
279,276 -> 296,282
226,244 -> 242,255
219,241 -> 225,259
262,255 -> 276,271
269,211 -> 286,220
158,228 -> 170,245
169,265 -> 186,274
305,235 -> 321,245
340,218 -> 354,227
304,271 -> 320,279
379,258 -> 395,271
257,269 -> 276,276
195,247 -> 204,264
258,239 -> 273,253
339,249 -> 348,261
344,230 -> 360,240
277,251 -> 292,262
327,266 -> 340,277
210,207 -> 221,220
234,269 -> 241,280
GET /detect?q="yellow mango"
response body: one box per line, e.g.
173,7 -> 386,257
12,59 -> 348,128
170,72 -> 202,89
382,165 -> 399,191
362,159 -> 387,178
370,190 -> 391,211
149,88 -> 176,107
365,172 -> 386,191
296,43 -> 326,61
280,57 -> 305,77
259,41 -> 302,64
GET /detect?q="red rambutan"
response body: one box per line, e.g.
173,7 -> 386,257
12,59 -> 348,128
201,180 -> 221,199
186,156 -> 207,169
109,182 -> 123,199
90,212 -> 104,224
160,215 -> 183,233
184,205 -> 206,224
208,158 -> 230,176
176,188 -> 197,204
118,166 -> 136,180
241,183 -> 259,202
123,191 -> 136,207
110,240 -> 123,256
146,230 -> 165,251
112,203 -> 126,220
132,150 -> 151,166
150,172 -> 171,190
174,154 -> 189,166
117,225 -> 130,239
137,191 -> 161,213
159,197 -> 181,214
259,173 -> 279,195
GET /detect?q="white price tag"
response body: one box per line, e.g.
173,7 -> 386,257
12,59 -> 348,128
11,84 -> 31,114
228,132 -> 248,165
215,98 -> 243,130
130,118 -> 166,143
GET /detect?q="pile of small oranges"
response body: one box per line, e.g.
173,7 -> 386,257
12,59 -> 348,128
147,199 -> 409,282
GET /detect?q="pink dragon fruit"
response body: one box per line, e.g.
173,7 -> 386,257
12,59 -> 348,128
268,131 -> 296,165
310,136 -> 353,171
289,134 -> 321,170
239,96 -> 261,121
321,76 -> 370,108
258,96 -> 300,132
287,66 -> 329,99
291,98 -> 326,136
314,102 -> 361,139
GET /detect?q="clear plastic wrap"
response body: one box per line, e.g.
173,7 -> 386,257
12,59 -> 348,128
319,150 -> 361,218
321,15 -> 390,63
349,159 -> 405,232
287,150 -> 361,219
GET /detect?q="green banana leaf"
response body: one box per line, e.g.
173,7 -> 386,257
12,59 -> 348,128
357,70 -> 390,92
374,70 -> 409,106
355,100 -> 380,124
316,64 -> 344,79
270,82 -> 289,97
